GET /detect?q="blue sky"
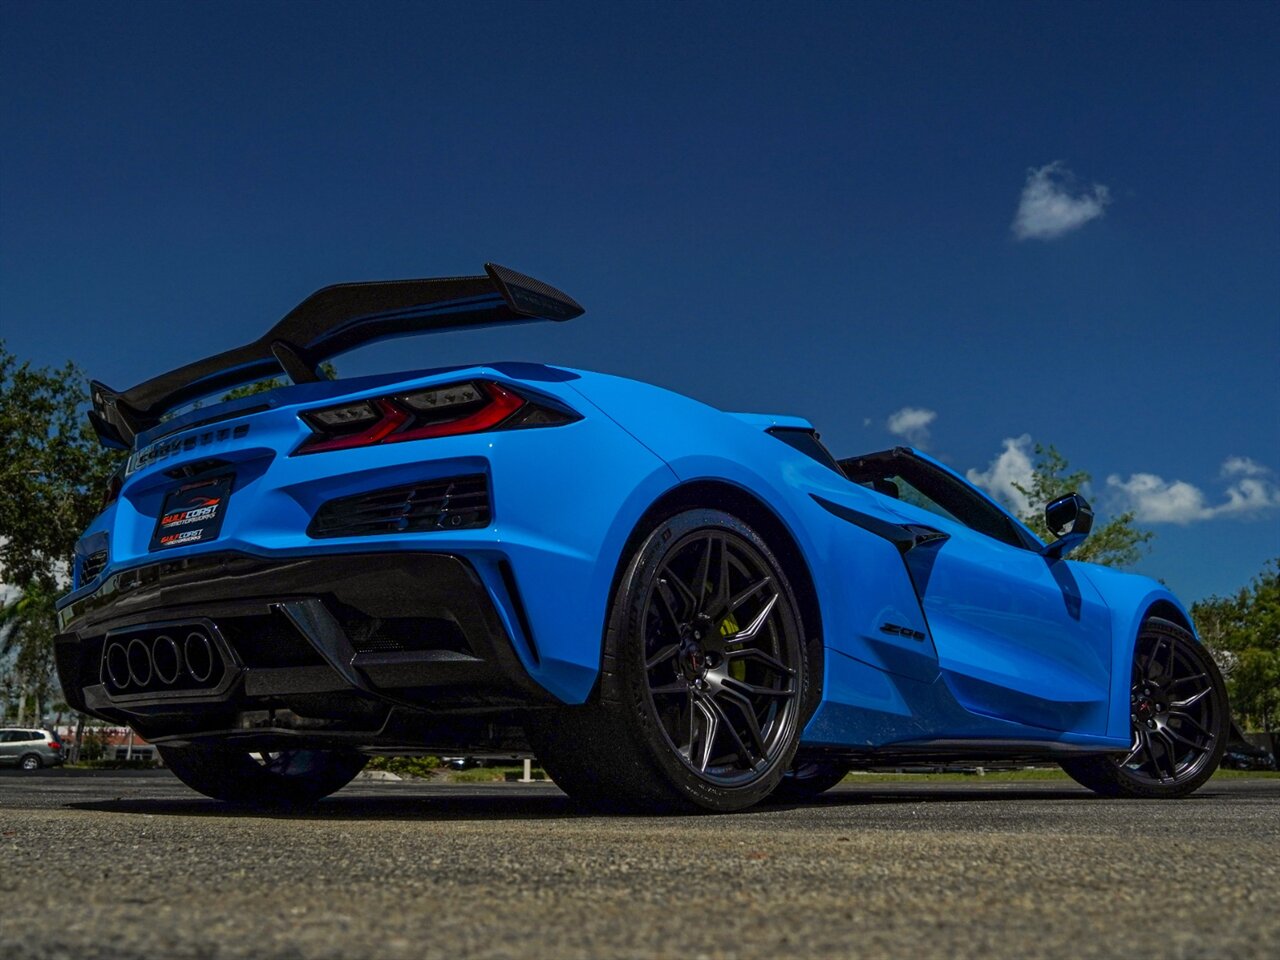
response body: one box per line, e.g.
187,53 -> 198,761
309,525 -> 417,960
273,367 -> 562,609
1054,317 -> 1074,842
2,1 -> 1277,601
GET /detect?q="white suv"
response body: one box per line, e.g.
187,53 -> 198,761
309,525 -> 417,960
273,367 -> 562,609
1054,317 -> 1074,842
0,729 -> 64,770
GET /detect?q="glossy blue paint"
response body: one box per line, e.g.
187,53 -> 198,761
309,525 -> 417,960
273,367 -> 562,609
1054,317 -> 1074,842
64,361 -> 1189,753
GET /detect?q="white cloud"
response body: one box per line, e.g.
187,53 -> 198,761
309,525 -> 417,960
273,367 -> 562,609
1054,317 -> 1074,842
1011,162 -> 1111,241
886,407 -> 937,447
1222,456 -> 1268,477
967,434 -> 1035,516
1107,458 -> 1280,524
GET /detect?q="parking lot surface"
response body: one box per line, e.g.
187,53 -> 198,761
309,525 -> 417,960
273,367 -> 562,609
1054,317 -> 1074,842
1,770 -> 1277,959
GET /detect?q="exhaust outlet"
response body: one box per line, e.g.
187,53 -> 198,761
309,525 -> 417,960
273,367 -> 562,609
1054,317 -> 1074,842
152,634 -> 181,685
105,642 -> 131,690
184,631 -> 215,683
126,638 -> 153,687
99,619 -> 231,699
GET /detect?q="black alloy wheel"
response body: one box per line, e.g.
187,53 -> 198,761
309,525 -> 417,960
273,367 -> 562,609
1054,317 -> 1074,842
1061,617 -> 1228,798
526,508 -> 820,812
158,743 -> 367,806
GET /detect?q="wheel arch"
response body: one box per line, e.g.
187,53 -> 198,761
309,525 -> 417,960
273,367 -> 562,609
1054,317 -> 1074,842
1141,599 -> 1196,638
606,478 -> 824,655
1095,580 -> 1202,741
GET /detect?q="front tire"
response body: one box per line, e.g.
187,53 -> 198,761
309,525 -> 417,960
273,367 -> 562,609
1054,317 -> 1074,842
158,744 -> 367,807
1061,617 -> 1228,799
527,508 -> 821,813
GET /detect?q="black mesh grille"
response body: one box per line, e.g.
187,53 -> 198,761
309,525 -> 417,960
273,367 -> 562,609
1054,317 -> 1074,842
81,550 -> 108,583
308,474 -> 490,538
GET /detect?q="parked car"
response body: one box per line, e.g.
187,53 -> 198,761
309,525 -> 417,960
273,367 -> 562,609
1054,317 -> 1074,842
1221,734 -> 1277,771
55,264 -> 1230,811
1221,744 -> 1276,771
0,728 -> 64,770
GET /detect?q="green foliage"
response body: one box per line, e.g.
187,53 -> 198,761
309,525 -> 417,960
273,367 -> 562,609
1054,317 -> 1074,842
219,361 -> 338,402
1193,559 -> 1280,732
0,581 -> 59,717
0,342 -> 124,717
1014,443 -> 1153,568
0,343 -> 123,588
366,755 -> 442,778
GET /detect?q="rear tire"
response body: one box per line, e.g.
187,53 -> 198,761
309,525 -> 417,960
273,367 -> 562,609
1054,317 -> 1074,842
527,508 -> 821,813
19,754 -> 42,772
1061,617 -> 1228,799
158,744 -> 366,807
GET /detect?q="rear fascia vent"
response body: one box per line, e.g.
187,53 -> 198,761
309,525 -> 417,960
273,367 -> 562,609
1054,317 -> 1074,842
308,474 -> 491,538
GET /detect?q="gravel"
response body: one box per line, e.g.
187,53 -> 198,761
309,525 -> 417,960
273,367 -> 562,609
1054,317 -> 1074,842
1,771 -> 1276,959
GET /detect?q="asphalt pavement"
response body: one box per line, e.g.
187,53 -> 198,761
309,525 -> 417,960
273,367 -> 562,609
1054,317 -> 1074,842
1,770 -> 1276,960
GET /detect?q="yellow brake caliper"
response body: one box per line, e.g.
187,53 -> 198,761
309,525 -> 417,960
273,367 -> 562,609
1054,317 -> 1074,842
719,614 -> 747,680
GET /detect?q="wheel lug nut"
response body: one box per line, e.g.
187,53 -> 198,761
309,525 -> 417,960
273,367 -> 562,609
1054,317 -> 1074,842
1146,719 -> 1156,728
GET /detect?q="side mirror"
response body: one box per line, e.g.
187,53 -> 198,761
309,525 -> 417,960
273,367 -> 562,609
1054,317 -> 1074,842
1042,492 -> 1094,559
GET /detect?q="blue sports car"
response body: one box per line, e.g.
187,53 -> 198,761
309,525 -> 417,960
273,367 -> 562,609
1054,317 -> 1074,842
55,265 -> 1228,811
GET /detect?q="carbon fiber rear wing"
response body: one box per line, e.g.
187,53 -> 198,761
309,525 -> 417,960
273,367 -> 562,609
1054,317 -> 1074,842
89,263 -> 584,447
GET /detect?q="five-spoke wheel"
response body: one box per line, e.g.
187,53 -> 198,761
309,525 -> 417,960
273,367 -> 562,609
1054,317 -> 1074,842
1061,616 -> 1228,798
642,527 -> 803,783
526,508 -> 819,812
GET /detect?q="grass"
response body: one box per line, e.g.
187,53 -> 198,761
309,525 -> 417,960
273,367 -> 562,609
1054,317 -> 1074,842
447,765 -> 549,783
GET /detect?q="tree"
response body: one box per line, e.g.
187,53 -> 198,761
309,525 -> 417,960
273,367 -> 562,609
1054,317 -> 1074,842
0,343 -> 122,588
1013,443 -> 1153,568
217,361 -> 337,402
1193,559 -> 1280,733
0,342 -> 123,721
0,581 -> 59,724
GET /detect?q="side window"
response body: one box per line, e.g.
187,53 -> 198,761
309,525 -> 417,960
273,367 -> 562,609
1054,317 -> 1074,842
0,731 -> 16,742
841,450 -> 1031,550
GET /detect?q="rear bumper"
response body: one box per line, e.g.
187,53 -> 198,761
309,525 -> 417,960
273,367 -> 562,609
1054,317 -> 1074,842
54,551 -> 557,741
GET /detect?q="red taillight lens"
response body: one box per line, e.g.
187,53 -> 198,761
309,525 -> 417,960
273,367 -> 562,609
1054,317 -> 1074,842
295,380 -> 567,455
298,400 -> 411,454
48,741 -> 62,751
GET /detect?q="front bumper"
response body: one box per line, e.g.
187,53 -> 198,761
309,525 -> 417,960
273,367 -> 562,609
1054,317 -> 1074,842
55,551 -> 556,742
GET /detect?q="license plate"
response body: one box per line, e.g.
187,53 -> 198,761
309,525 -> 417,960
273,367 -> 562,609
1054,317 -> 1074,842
150,474 -> 234,551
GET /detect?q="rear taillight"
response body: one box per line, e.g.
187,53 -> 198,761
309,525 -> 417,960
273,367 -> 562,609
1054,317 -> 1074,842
48,741 -> 61,751
295,380 -> 576,455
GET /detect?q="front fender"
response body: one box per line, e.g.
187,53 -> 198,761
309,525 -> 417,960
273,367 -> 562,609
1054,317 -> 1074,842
1074,562 -> 1199,741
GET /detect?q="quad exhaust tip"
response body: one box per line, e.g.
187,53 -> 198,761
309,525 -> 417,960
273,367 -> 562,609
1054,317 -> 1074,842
184,631 -> 215,684
102,627 -> 221,693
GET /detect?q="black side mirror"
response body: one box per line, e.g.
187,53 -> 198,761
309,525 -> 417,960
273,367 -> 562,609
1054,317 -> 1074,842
1042,492 -> 1094,559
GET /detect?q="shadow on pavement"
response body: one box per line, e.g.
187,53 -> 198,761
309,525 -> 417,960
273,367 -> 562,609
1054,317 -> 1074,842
62,779 -> 1137,822
69,791 -> 591,822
